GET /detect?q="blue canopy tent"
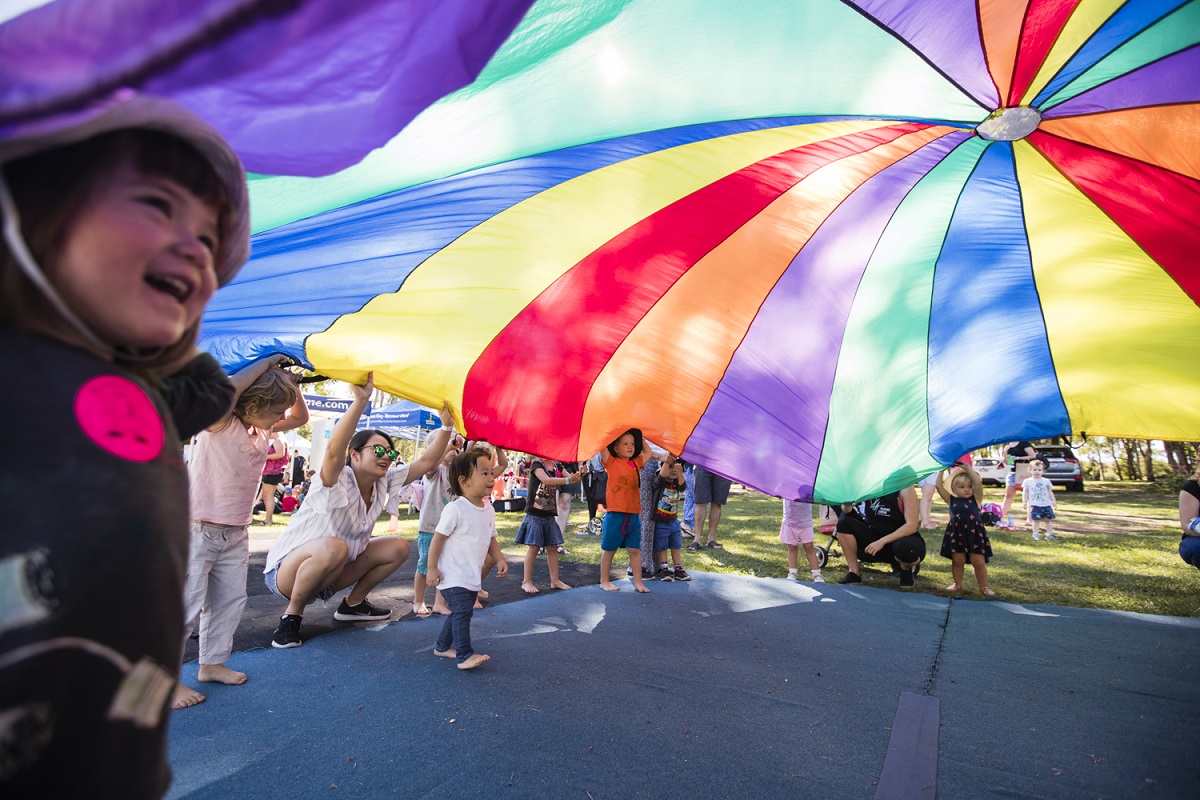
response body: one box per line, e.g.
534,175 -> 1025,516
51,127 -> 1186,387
354,400 -> 440,441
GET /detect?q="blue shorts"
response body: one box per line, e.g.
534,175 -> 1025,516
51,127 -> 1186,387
1029,505 -> 1055,520
601,511 -> 641,551
416,531 -> 434,575
653,518 -> 683,551
1006,472 -> 1016,487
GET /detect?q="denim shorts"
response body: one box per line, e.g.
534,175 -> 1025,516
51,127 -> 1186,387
653,518 -> 683,551
264,569 -> 333,604
416,531 -> 435,575
1029,505 -> 1055,520
694,467 -> 732,505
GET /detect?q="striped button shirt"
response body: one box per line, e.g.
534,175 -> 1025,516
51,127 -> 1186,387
265,463 -> 410,574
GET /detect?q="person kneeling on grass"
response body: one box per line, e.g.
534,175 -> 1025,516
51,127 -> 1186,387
835,486 -> 924,588
263,372 -> 455,648
428,449 -> 509,670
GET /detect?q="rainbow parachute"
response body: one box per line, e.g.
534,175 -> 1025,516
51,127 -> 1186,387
6,1 -> 1199,502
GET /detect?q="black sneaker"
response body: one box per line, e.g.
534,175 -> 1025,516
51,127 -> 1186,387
333,598 -> 392,622
657,566 -> 674,582
899,569 -> 915,588
673,566 -> 692,582
272,614 -> 303,649
838,572 -> 862,584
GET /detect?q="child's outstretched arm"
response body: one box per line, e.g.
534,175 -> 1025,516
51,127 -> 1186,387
228,355 -> 288,399
321,373 -> 372,487
402,402 -> 456,485
934,469 -> 952,503
161,350 -> 236,439
1048,482 -> 1057,509
961,464 -> 983,504
273,374 -> 310,434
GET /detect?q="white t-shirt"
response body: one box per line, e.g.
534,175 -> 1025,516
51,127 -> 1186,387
434,496 -> 496,591
418,464 -> 452,533
265,463 -> 410,574
1022,476 -> 1055,507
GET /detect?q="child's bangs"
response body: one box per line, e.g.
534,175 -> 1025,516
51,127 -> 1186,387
129,130 -> 228,211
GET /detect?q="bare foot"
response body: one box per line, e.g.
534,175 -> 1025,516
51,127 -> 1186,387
521,583 -> 540,594
473,599 -> 484,610
600,582 -> 620,592
550,580 -> 572,590
945,583 -> 961,592
412,604 -> 432,617
477,589 -> 489,600
172,681 -> 205,710
634,583 -> 650,594
457,653 -> 490,670
434,648 -> 457,658
197,664 -> 247,685
432,605 -> 451,616
981,586 -> 996,597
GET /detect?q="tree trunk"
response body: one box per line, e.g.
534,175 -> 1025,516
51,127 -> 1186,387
1109,440 -> 1123,480
1141,440 -> 1155,483
1165,441 -> 1181,474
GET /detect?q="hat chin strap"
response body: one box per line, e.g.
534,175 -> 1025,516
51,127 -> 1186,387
0,173 -> 115,357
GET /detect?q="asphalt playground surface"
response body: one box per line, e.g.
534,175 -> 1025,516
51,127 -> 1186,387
169,528 -> 1200,799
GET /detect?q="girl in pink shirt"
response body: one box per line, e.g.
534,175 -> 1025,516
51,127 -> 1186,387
172,358 -> 307,709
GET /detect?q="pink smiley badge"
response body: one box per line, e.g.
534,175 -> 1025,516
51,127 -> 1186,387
74,375 -> 164,462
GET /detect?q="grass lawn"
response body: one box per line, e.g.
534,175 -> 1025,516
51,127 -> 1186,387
263,480 -> 1196,618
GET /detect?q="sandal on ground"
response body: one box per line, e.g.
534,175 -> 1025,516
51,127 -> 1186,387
981,586 -> 996,597
706,540 -> 723,549
687,541 -> 702,551
945,583 -> 961,592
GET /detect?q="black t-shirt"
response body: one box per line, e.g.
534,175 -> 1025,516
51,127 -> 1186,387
864,491 -> 907,535
526,459 -> 559,517
0,329 -> 232,798
1006,441 -> 1035,464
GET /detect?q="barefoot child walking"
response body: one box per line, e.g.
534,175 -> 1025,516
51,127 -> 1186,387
428,449 -> 509,670
936,465 -> 995,596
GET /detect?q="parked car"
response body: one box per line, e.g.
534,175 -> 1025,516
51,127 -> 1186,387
1033,445 -> 1084,492
974,458 -> 1010,486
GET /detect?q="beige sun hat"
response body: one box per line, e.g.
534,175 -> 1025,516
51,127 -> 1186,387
0,90 -> 250,285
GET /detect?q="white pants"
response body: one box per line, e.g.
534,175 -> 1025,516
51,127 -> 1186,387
183,521 -> 250,665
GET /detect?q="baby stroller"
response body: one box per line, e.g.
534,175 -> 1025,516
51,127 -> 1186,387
812,504 -> 842,568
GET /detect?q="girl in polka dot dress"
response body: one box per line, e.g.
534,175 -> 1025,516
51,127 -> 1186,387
935,464 -> 995,597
